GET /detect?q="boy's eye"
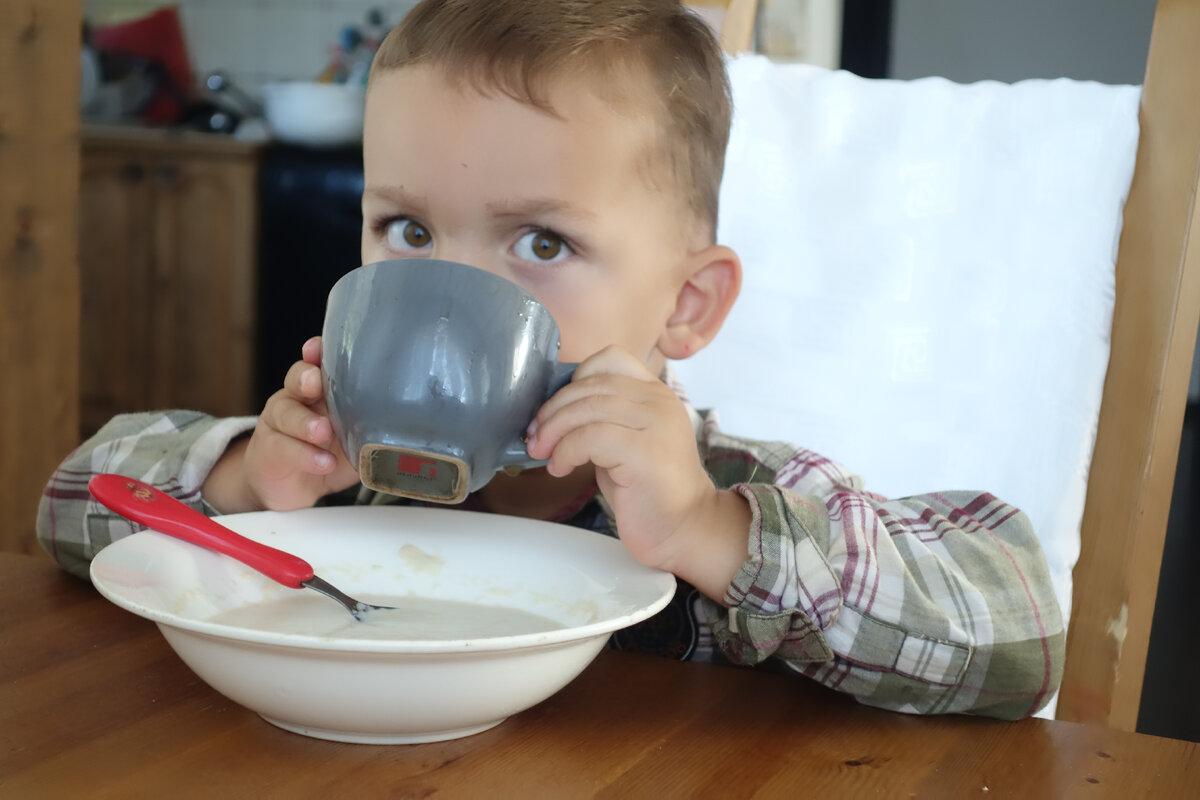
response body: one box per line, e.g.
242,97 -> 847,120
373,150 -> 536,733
515,230 -> 570,262
385,218 -> 432,250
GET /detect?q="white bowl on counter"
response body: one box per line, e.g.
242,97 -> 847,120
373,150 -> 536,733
89,505 -> 675,744
261,81 -> 366,147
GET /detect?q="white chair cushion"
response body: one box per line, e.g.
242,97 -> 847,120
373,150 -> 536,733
674,56 -> 1141,684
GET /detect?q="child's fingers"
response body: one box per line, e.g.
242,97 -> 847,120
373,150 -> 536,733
261,389 -> 334,448
260,425 -> 338,475
301,336 -> 323,366
542,421 -> 612,476
283,360 -> 325,402
530,350 -> 656,439
529,375 -> 621,444
571,345 -> 656,382
527,389 -> 652,460
543,421 -> 638,482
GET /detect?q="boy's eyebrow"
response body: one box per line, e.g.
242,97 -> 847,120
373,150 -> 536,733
363,185 -> 428,214
363,185 -> 596,223
485,198 -> 597,223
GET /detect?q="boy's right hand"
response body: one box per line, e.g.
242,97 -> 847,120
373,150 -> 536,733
205,337 -> 360,513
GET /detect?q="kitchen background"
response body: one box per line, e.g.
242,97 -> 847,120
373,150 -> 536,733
82,0 -> 838,99
84,0 -> 420,95
66,0 -> 1194,743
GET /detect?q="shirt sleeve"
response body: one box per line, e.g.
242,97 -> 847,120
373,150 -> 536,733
36,410 -> 257,580
696,412 -> 1066,720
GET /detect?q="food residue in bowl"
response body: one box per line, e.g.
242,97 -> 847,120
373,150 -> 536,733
396,543 -> 445,575
208,594 -> 564,641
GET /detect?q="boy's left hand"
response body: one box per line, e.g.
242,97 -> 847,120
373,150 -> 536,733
526,346 -> 750,601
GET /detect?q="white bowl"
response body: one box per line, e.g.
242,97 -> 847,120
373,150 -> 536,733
261,81 -> 366,147
89,505 -> 674,744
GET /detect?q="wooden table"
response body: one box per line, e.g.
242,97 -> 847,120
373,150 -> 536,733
2,553 -> 1195,797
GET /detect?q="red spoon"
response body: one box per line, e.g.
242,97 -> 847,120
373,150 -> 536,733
88,474 -> 393,620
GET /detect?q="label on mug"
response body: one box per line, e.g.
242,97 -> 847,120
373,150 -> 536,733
361,445 -> 467,504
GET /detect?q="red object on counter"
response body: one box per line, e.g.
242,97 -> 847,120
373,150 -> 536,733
92,7 -> 193,124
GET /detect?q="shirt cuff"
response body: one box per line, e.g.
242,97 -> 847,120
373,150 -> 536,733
713,483 -> 840,666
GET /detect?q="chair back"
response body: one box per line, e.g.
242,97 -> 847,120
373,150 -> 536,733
679,0 -> 1199,730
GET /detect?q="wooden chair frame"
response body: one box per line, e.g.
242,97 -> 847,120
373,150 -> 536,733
689,0 -> 760,53
1058,0 -> 1200,730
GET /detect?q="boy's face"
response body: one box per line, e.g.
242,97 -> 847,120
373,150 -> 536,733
361,66 -> 696,368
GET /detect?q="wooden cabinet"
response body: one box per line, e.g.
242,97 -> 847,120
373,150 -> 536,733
79,127 -> 261,437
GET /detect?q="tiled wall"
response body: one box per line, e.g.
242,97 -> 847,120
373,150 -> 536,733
85,0 -> 419,95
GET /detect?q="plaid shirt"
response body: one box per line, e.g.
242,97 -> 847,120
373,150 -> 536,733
38,375 -> 1064,720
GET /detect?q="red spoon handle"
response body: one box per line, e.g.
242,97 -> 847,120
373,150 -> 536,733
88,474 -> 314,588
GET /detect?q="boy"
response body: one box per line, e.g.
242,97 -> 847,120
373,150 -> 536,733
39,0 -> 1064,719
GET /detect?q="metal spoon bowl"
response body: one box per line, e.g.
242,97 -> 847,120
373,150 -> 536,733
88,474 -> 393,620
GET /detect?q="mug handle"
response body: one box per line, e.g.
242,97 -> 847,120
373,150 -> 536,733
500,360 -> 578,469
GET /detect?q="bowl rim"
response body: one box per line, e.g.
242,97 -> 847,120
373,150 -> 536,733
90,505 -> 677,655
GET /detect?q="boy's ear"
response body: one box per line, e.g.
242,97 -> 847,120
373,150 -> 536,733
657,244 -> 742,360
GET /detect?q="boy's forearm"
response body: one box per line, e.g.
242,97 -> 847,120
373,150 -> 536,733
707,483 -> 1066,718
668,489 -> 752,604
201,436 -> 258,514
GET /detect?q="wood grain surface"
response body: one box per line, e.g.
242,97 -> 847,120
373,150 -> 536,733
1061,0 -> 1200,731
78,131 -> 260,438
1,553 -> 1194,798
0,0 -> 81,556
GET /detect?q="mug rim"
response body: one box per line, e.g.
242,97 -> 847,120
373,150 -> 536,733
334,258 -> 555,323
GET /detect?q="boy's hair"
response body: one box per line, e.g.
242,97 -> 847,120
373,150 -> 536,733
371,0 -> 732,240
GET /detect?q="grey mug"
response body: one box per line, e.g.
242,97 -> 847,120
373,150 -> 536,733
321,259 -> 577,503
